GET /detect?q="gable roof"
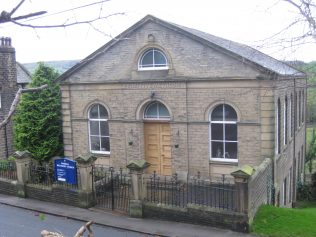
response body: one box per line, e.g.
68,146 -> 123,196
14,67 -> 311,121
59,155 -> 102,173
58,15 -> 305,82
17,62 -> 31,84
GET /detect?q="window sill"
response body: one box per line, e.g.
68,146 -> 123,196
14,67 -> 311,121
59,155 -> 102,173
210,159 -> 238,166
138,67 -> 169,71
90,151 -> 110,155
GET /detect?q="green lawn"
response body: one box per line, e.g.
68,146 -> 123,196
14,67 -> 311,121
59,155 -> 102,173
251,204 -> 316,237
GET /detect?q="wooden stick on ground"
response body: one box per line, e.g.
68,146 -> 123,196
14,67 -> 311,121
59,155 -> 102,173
41,221 -> 94,237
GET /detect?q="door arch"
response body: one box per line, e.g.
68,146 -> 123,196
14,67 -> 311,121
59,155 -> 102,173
143,101 -> 172,175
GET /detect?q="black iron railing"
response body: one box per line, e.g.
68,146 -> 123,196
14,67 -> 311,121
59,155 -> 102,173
93,166 -> 131,212
0,160 -> 17,180
28,161 -> 80,189
146,171 -> 237,211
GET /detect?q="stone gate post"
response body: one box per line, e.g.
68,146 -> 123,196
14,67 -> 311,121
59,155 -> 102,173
13,151 -> 32,197
75,154 -> 97,208
126,160 -> 150,218
231,165 -> 254,214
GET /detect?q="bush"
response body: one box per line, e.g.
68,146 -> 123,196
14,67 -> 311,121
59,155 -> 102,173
14,63 -> 63,162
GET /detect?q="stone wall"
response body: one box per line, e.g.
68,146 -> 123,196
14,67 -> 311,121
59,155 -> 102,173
143,203 -> 249,233
248,158 -> 273,221
0,37 -> 18,159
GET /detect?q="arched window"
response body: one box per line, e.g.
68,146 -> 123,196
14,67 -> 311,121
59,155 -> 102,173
299,91 -> 301,126
277,98 -> 281,154
144,101 -> 170,120
210,104 -> 238,161
290,94 -> 293,137
284,96 -> 288,145
138,48 -> 168,70
88,104 -> 110,153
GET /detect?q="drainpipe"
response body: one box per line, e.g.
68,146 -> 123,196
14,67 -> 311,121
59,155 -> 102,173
292,78 -> 297,207
185,80 -> 190,182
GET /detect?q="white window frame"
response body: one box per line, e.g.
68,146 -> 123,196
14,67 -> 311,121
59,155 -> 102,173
209,104 -> 238,163
138,48 -> 168,71
88,104 -> 110,154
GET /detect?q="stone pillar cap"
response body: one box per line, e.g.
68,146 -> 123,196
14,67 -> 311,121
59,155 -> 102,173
12,150 -> 32,159
127,159 -> 150,171
75,153 -> 97,164
231,165 -> 255,178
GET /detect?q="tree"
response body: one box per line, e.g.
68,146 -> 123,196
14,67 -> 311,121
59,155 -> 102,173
0,0 -> 123,30
14,63 -> 62,162
282,0 -> 316,42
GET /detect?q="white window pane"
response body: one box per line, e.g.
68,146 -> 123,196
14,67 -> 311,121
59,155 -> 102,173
89,105 -> 99,118
145,103 -> 158,118
225,142 -> 237,159
211,124 -> 223,140
211,105 -> 223,121
99,106 -> 108,119
224,105 -> 237,121
154,50 -> 167,66
101,137 -> 110,151
90,121 -> 100,135
158,104 -> 170,117
100,121 -> 109,136
90,136 -> 100,151
225,124 -> 237,141
141,51 -> 153,66
212,142 -> 224,158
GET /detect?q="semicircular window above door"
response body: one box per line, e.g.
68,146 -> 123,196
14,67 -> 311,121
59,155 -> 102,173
144,101 -> 170,120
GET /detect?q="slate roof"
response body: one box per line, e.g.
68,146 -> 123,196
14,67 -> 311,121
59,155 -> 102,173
16,62 -> 31,84
169,22 -> 305,77
58,15 -> 305,81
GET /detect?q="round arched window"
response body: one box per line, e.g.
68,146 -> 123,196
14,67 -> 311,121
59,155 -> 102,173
210,104 -> 237,161
88,104 -> 110,153
144,101 -> 170,120
139,48 -> 168,70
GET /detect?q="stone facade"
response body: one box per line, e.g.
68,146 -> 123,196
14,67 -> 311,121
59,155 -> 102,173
0,37 -> 31,159
0,37 -> 17,159
59,15 -> 306,205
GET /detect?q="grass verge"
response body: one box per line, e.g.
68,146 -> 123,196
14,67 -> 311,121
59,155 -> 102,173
251,204 -> 316,237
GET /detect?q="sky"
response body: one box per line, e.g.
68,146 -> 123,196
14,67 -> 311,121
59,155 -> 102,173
1,0 -> 316,63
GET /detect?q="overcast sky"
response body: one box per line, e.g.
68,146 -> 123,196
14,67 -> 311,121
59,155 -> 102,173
1,0 -> 316,63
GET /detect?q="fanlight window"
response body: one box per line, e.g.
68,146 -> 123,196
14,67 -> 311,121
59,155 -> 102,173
88,104 -> 110,153
210,104 -> 238,161
144,101 -> 170,120
139,48 -> 168,70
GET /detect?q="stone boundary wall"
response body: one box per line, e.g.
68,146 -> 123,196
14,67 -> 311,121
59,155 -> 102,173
0,179 -> 17,195
248,158 -> 273,221
143,202 -> 249,233
25,185 -> 82,207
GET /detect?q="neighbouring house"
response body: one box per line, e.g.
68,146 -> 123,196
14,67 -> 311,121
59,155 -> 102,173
0,37 -> 31,159
58,15 -> 306,207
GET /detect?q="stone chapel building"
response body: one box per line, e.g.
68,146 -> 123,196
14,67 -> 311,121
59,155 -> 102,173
58,15 -> 306,207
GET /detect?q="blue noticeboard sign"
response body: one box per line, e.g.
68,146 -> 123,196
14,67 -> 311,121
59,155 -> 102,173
54,158 -> 77,185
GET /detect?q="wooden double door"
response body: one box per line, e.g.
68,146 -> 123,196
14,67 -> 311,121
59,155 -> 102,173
144,123 -> 172,176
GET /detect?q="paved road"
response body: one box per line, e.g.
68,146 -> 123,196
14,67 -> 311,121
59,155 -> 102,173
0,204 -> 152,237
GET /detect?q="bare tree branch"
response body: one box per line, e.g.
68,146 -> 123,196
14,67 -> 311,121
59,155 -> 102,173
0,0 -> 122,31
9,0 -> 25,17
0,85 -> 47,129
11,12 -> 125,29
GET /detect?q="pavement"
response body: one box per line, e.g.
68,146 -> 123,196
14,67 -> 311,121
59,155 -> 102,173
0,193 -> 254,237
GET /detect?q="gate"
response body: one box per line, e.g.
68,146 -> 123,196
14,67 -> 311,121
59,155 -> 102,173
93,166 -> 130,213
